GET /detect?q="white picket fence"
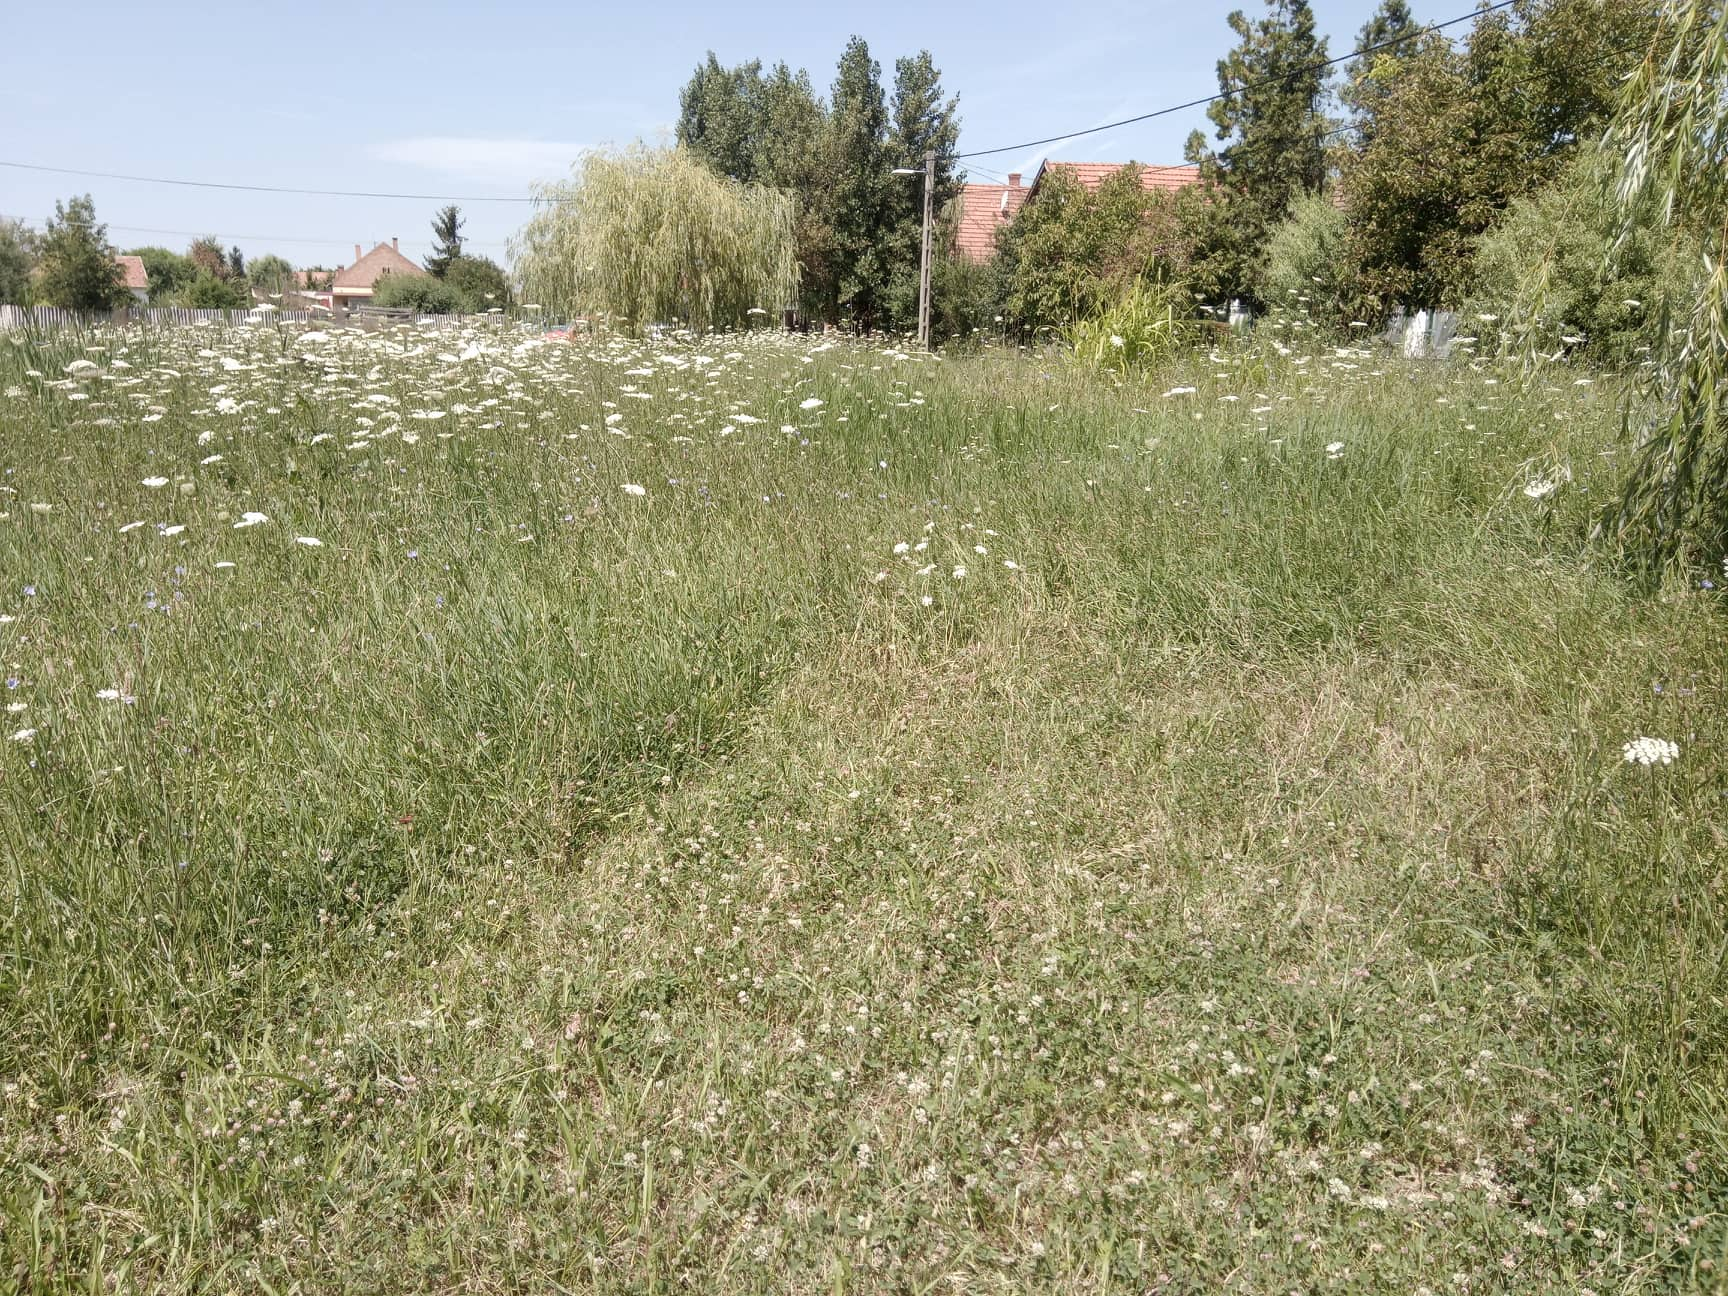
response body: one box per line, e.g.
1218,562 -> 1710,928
0,304 -> 319,331
0,304 -> 512,334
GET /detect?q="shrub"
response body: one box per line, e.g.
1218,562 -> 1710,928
442,255 -> 513,310
1066,278 -> 1202,373
372,272 -> 468,315
1472,145 -> 1699,368
180,270 -> 247,309
1260,191 -> 1353,327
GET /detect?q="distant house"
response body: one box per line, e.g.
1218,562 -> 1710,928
951,172 -> 1030,263
1024,160 -> 1201,204
331,239 -> 426,310
114,255 -> 149,303
949,163 -> 1203,263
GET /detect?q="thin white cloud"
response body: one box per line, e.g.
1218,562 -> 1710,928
369,137 -> 584,184
1013,100 -> 1139,177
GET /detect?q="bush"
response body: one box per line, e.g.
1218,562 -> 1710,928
1066,278 -> 1202,374
1260,191 -> 1353,327
1470,145 -> 1699,367
931,250 -> 1004,344
180,271 -> 247,309
372,272 -> 468,315
442,255 -> 512,310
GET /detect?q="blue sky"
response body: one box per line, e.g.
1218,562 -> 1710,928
2,0 -> 1464,270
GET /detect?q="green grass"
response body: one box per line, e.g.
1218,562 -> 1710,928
0,320 -> 1724,1292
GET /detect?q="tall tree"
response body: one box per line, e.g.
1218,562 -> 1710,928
425,205 -> 464,278
755,62 -> 834,316
822,37 -> 892,328
187,236 -> 228,280
1343,0 -> 1422,120
227,246 -> 245,281
514,144 -> 797,333
1185,0 -> 1331,306
677,54 -> 767,182
0,218 -> 39,306
1339,0 -> 1657,316
35,195 -> 127,311
882,51 -> 962,331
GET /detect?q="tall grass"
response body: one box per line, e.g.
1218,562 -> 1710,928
0,320 -> 1723,1292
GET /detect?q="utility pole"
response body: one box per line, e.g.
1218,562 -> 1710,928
893,150 -> 938,350
918,148 -> 934,350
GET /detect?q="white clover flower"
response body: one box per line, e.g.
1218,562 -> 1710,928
1622,737 -> 1679,766
1110,334 -> 1125,349
620,483 -> 647,497
919,594 -> 934,607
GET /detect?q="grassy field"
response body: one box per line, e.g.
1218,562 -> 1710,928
1,318 -> 1725,1293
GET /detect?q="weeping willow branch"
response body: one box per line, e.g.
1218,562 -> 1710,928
1599,0 -> 1728,571
511,144 -> 799,335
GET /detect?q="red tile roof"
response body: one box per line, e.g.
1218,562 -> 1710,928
114,255 -> 148,291
952,180 -> 1029,262
1027,161 -> 1201,202
333,242 -> 425,294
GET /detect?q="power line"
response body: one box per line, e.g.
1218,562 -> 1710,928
0,0 -> 1544,205
952,0 -> 1518,159
1,213 -> 508,252
0,159 -> 548,204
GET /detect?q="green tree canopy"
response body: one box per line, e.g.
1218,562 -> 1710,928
425,205 -> 464,278
443,254 -> 513,309
246,254 -> 295,297
513,144 -> 798,333
125,246 -> 195,303
181,270 -> 247,309
999,165 -> 1181,332
822,37 -> 892,328
1183,0 -> 1330,307
35,195 -> 127,311
1339,0 -> 1657,315
882,51 -> 962,332
1343,0 -> 1422,119
0,218 -> 40,306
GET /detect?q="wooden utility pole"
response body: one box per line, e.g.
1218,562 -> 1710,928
918,148 -> 934,350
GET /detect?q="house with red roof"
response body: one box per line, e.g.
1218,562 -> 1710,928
331,238 -> 426,310
949,162 -> 1202,264
951,172 -> 1030,263
1024,160 -> 1201,203
114,255 -> 149,303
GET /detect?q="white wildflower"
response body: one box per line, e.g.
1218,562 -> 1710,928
295,536 -> 323,547
1622,737 -> 1678,766
621,484 -> 647,497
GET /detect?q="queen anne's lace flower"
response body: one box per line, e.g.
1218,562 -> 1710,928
1622,736 -> 1679,766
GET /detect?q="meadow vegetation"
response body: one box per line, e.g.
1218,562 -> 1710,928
1,317 -> 1724,1291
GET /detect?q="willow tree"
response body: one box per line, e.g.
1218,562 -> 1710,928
513,144 -> 797,333
1598,1 -> 1728,571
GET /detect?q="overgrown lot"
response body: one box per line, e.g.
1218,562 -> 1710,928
1,321 -> 1724,1292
